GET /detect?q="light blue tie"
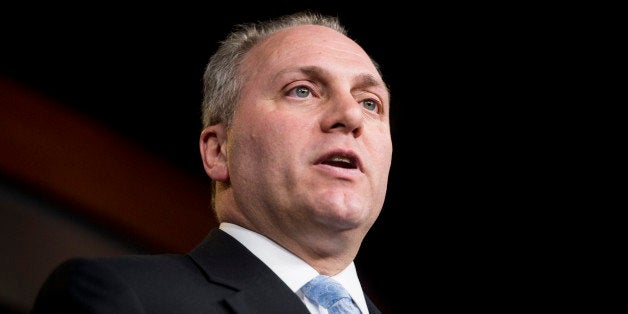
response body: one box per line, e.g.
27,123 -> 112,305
301,275 -> 361,314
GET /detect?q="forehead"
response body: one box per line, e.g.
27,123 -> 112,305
241,25 -> 383,84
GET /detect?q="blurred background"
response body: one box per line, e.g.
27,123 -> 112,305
1,3 -> 553,313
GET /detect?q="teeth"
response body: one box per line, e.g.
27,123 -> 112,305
330,156 -> 351,163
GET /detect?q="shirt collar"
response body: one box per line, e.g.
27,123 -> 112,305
219,222 -> 369,313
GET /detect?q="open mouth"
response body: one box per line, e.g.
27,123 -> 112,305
320,153 -> 358,170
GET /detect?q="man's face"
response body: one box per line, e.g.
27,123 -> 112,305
226,25 -> 392,240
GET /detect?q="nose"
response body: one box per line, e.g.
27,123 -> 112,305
320,91 -> 363,137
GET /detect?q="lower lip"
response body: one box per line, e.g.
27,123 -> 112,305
314,164 -> 361,180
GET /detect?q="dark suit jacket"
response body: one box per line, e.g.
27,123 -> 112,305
32,228 -> 382,313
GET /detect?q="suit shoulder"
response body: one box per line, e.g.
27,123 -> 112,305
64,254 -> 203,283
33,254 -> 234,313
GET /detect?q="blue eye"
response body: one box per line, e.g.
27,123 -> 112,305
294,86 -> 311,98
362,99 -> 378,112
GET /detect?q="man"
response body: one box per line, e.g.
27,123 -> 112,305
32,10 -> 392,313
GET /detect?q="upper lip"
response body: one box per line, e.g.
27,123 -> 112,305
316,150 -> 362,172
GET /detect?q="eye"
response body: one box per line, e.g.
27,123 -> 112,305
289,86 -> 312,98
361,98 -> 380,112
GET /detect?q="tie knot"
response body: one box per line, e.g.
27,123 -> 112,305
301,275 -> 361,313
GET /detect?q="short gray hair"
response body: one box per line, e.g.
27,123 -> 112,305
200,11 -> 348,129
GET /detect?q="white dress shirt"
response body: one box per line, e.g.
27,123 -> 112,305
220,222 -> 369,314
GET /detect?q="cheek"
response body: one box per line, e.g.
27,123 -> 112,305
231,110 -> 307,163
260,110 -> 311,144
367,134 -> 393,177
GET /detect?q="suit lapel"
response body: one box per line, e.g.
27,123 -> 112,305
189,228 -> 382,314
188,228 -> 309,314
223,275 -> 309,314
365,295 -> 382,314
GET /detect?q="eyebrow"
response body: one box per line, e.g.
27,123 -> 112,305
353,73 -> 389,95
276,66 -> 388,93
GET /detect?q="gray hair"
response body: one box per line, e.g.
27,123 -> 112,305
200,11 -> 348,129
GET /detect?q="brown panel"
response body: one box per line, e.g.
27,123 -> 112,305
0,76 -> 216,253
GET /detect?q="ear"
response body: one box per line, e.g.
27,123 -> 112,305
199,124 -> 229,182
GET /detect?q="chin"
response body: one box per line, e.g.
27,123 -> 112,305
319,208 -> 369,231
310,194 -> 372,228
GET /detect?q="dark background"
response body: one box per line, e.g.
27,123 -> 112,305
1,3 -> 561,313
